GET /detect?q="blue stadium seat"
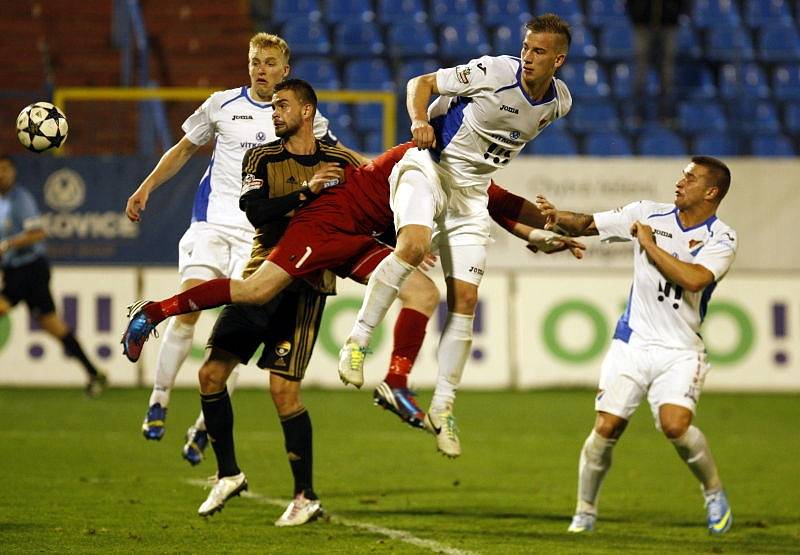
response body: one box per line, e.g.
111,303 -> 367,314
493,24 -> 524,55
678,101 -> 727,134
611,63 -> 660,99
387,21 -> 437,58
363,131 -> 384,153
483,0 -> 531,27
281,18 -> 331,57
397,59 -> 441,86
585,0 -> 628,27
758,23 -> 800,62
677,20 -> 703,60
292,58 -> 340,88
784,101 -> 800,134
568,101 -> 619,133
523,129 -> 578,155
674,63 -> 718,100
331,125 -> 362,150
598,21 -> 635,61
325,0 -> 375,24
691,0 -> 742,28
535,0 -> 585,26
430,0 -> 479,25
333,21 -> 385,57
557,61 -> 611,99
344,58 -> 394,90
440,21 -> 491,61
693,132 -> 739,156
705,25 -> 755,62
377,0 -> 426,24
745,0 -> 793,29
750,132 -> 795,156
636,127 -> 688,156
569,26 -> 598,60
719,63 -> 770,99
729,100 -> 781,133
773,64 -> 800,100
317,101 -> 352,132
272,0 -> 321,25
352,103 -> 384,132
584,131 -> 632,156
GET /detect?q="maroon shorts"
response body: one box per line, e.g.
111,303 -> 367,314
268,216 -> 392,285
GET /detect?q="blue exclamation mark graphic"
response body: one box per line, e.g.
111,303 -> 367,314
28,295 -> 78,358
437,300 -> 484,359
96,296 -> 112,359
28,310 -> 44,358
772,303 -> 788,365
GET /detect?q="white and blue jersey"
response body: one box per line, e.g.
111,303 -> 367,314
594,201 -> 738,350
429,55 -> 572,185
182,86 -> 334,232
0,185 -> 46,269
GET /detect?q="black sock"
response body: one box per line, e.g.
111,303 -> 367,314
280,408 -> 314,498
60,332 -> 98,377
201,388 -> 240,478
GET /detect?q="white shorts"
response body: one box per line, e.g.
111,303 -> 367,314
388,148 -> 491,247
438,244 -> 486,286
595,334 -> 710,426
177,221 -> 254,282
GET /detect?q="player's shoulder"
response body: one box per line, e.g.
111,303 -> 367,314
243,139 -> 284,165
552,77 -> 573,114
709,217 -> 738,245
640,200 -> 676,215
319,141 -> 361,167
207,86 -> 250,110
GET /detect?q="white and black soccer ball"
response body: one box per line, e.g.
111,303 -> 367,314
16,101 -> 69,153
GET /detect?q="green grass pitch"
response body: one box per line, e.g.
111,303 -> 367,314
1,387 -> 798,553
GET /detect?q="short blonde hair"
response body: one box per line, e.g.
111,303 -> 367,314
249,32 -> 290,63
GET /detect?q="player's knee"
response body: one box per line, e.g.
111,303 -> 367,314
660,418 -> 690,439
395,242 -> 427,267
198,363 -> 227,394
270,384 -> 301,414
452,287 -> 478,314
594,412 -> 627,439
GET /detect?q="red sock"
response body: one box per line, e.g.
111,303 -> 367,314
384,308 -> 428,388
143,278 -> 232,323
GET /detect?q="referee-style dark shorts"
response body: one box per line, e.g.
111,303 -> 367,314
208,282 -> 327,381
1,257 -> 57,317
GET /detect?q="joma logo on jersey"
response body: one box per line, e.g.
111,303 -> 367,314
232,115 -> 253,120
653,229 -> 672,238
469,266 -> 484,275
499,105 -> 519,114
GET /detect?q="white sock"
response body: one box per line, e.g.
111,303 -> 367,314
193,367 -> 240,433
670,425 -> 723,493
430,312 -> 474,411
576,430 -> 617,515
349,253 -> 416,347
148,318 -> 195,407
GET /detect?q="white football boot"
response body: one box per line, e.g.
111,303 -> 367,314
275,493 -> 324,527
197,472 -> 248,516
423,406 -> 461,458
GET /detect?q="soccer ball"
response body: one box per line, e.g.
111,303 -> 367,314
16,102 -> 69,153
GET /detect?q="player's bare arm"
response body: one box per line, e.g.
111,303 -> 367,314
630,221 -> 715,292
126,135 -> 202,222
0,228 -> 47,255
407,72 -> 439,149
535,195 -> 598,236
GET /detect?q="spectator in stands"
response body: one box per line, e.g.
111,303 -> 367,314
627,0 -> 686,123
0,154 -> 107,397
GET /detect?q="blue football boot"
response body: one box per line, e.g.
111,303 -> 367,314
705,489 -> 733,535
121,301 -> 159,363
373,381 -> 426,429
142,403 -> 167,440
182,426 -> 209,466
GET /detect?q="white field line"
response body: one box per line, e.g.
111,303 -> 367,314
186,479 -> 477,555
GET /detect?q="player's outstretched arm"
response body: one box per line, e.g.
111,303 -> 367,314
535,195 -> 599,237
630,221 -> 715,292
125,135 -> 201,222
0,228 -> 47,255
407,73 -> 439,149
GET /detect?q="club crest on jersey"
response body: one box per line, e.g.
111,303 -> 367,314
509,130 -> 520,140
241,173 -> 263,194
256,131 -> 267,142
456,65 -> 471,84
689,239 -> 704,250
538,117 -> 550,130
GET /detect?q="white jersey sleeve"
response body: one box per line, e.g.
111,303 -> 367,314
694,223 -> 737,280
312,111 -> 336,144
435,55 -> 503,97
594,201 -> 664,243
182,95 -> 216,146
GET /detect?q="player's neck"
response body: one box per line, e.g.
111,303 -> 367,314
283,131 -> 317,155
678,205 -> 716,228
